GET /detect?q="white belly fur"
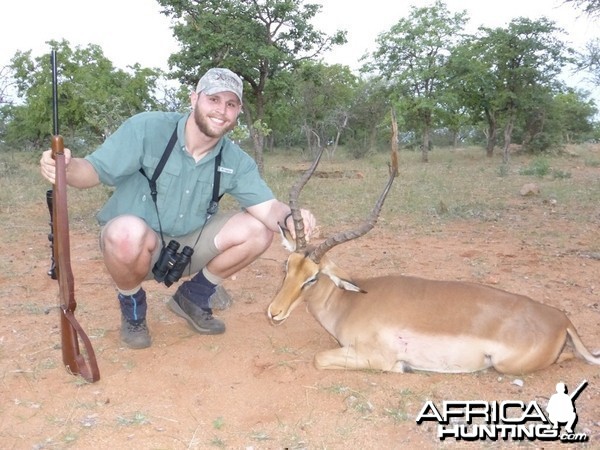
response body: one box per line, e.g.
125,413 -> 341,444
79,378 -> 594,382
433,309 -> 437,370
378,328 -> 507,373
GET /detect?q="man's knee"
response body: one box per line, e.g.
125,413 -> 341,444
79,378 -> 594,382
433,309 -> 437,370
246,215 -> 274,249
215,212 -> 273,252
101,215 -> 157,259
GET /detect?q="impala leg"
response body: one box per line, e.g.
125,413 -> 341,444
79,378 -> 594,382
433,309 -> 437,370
314,346 -> 405,372
492,337 -> 566,374
314,347 -> 366,370
555,351 -> 575,364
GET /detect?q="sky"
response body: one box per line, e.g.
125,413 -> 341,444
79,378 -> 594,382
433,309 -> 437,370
2,0 -> 598,95
314,0 -> 600,68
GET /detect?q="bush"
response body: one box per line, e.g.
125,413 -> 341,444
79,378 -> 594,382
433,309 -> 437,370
525,132 -> 560,153
519,157 -> 550,177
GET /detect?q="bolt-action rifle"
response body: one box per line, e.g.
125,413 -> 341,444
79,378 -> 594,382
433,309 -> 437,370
46,49 -> 100,383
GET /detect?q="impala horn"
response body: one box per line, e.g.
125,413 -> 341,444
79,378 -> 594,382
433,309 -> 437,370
287,147 -> 325,252
309,109 -> 399,263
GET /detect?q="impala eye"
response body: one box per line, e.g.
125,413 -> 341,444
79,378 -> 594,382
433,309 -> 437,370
301,276 -> 317,289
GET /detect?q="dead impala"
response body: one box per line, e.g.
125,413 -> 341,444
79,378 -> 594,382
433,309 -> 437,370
268,116 -> 599,375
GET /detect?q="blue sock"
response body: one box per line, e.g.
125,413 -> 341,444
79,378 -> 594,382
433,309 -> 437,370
180,271 -> 216,309
190,270 -> 217,290
118,289 -> 147,325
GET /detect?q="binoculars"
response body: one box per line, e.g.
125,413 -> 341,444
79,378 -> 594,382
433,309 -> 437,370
153,240 -> 194,287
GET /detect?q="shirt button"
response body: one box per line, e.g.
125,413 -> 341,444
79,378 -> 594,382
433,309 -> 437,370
142,195 -> 146,201
185,190 -> 190,194
179,214 -> 184,218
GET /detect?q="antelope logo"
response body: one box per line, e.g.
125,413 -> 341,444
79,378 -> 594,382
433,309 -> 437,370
268,112 -> 600,375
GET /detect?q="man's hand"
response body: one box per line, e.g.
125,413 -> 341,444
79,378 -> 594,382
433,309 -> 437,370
285,208 -> 316,241
39,149 -> 100,189
40,148 -> 72,184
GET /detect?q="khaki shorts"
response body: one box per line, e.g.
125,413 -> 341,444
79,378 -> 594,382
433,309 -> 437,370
100,211 -> 237,281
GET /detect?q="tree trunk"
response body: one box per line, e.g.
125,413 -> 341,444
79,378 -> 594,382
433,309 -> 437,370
484,108 -> 496,158
420,110 -> 433,162
421,128 -> 430,163
303,124 -> 314,156
250,127 -> 264,174
368,125 -> 377,153
242,93 -> 265,175
502,119 -> 514,164
452,130 -> 459,148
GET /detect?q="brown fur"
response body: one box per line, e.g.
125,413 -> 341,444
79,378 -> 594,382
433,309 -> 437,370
268,247 -> 599,375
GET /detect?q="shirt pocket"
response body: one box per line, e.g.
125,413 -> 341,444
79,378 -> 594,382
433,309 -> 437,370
142,153 -> 182,212
194,175 -> 215,217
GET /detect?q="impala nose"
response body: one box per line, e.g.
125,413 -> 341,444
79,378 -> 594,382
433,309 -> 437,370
267,305 -> 287,324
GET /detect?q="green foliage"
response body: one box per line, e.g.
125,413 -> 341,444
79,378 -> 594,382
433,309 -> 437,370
160,0 -> 346,86
212,416 -> 225,430
1,40 -> 162,153
229,124 -> 250,142
548,90 -> 598,143
525,131 -> 556,153
337,79 -> 392,157
252,119 -> 272,138
584,154 -> 600,167
577,38 -> 600,86
563,0 -> 600,16
447,16 -> 575,159
157,0 -> 347,165
276,62 -> 359,153
497,163 -> 510,178
362,0 -> 468,160
551,168 -> 572,179
519,156 -> 551,177
0,1 -> 597,161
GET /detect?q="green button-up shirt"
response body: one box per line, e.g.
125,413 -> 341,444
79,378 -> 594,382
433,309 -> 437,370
85,111 -> 274,237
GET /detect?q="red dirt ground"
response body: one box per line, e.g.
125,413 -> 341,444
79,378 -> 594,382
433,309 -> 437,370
1,156 -> 599,449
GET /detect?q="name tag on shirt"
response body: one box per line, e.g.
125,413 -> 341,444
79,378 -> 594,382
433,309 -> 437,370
218,166 -> 234,174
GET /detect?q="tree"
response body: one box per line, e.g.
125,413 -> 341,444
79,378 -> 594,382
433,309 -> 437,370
448,18 -> 572,161
0,65 -> 15,107
549,90 -> 597,143
3,40 -> 161,152
578,39 -> 600,86
563,0 -> 600,16
345,78 -> 391,157
446,35 -> 501,155
293,62 -> 357,158
157,0 -> 346,172
563,1 -> 600,88
485,18 -> 572,162
362,0 -> 468,162
0,65 -> 17,146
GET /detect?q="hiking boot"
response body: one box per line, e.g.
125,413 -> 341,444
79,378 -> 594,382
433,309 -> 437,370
168,287 -> 226,335
120,316 -> 152,349
209,285 -> 233,310
118,289 -> 151,349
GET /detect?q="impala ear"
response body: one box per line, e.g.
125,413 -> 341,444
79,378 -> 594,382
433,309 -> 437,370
330,275 -> 366,293
321,263 -> 366,293
278,223 -> 296,252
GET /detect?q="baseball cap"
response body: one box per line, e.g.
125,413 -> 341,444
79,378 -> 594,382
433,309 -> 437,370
196,68 -> 243,103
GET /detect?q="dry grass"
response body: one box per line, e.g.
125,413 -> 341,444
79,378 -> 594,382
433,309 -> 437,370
261,145 -> 600,242
2,144 -> 599,238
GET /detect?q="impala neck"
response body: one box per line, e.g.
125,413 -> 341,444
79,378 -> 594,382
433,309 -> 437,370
304,269 -> 357,336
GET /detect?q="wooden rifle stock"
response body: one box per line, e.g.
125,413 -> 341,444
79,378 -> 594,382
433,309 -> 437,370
48,49 -> 100,382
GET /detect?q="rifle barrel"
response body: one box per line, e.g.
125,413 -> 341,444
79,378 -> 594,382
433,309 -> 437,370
51,49 -> 59,136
